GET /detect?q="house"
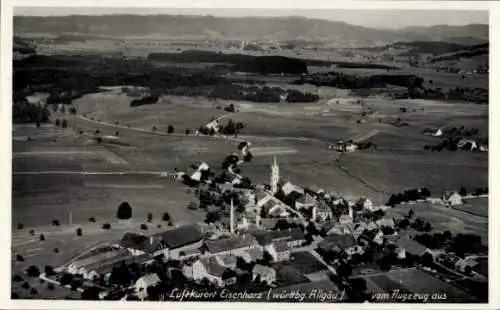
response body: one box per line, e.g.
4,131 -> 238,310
323,222 -> 354,236
154,224 -> 203,260
179,248 -> 201,261
215,254 -> 237,270
259,218 -> 280,230
268,204 -> 291,218
217,182 -> 234,193
479,144 -> 488,152
317,234 -> 356,254
345,245 -> 365,256
135,273 -> 160,300
376,218 -> 395,229
203,234 -> 260,257
265,241 -> 290,262
252,228 -> 306,249
281,181 -> 304,196
457,139 -> 478,151
306,185 -> 325,197
356,197 -> 374,211
444,192 -> 463,206
237,247 -> 264,263
252,264 -> 276,284
192,257 -> 237,287
339,214 -> 353,224
118,233 -> 168,257
312,201 -> 333,222
295,194 -> 317,210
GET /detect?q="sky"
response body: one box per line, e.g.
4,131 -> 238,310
13,7 -> 488,29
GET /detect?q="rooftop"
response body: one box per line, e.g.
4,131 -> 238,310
204,234 -> 258,254
318,234 -> 356,251
119,232 -> 165,254
154,224 -> 202,249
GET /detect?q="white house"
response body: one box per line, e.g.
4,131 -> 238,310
445,192 -> 463,206
252,264 -> 276,284
135,273 -> 160,300
356,198 -> 374,211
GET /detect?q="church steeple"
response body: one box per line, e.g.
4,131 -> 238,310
271,155 -> 280,195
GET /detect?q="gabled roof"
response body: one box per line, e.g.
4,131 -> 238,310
220,254 -> 237,266
252,228 -> 306,245
376,218 -> 395,228
274,241 -> 290,252
136,273 -> 160,287
245,247 -> 264,261
252,264 -> 276,276
296,194 -> 316,205
318,234 -> 356,251
201,257 -> 228,278
204,234 -> 258,254
119,233 -> 166,254
154,225 -> 202,249
260,218 -> 280,230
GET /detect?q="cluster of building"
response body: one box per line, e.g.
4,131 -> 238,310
55,153 -> 485,301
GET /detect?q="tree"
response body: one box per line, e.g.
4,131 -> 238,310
47,283 -> 55,291
54,248 -> 60,253
62,119 -> 68,128
162,212 -> 171,222
185,129 -> 190,135
17,222 -> 24,229
60,273 -> 74,286
12,275 -> 23,282
27,265 -> 40,277
140,224 -> 148,230
397,218 -> 410,230
22,282 -> 30,290
16,254 -> 24,262
76,228 -> 83,236
44,265 -> 55,276
30,288 -> 38,295
408,209 -> 415,219
168,125 -> 174,134
39,234 -> 45,241
55,119 -> 61,126
29,229 -> 35,236
89,217 -> 96,222
117,202 -> 132,220
81,286 -> 100,300
152,126 -> 157,132
115,131 -> 120,136
52,219 -> 60,226
459,186 -> 467,196
147,213 -> 153,223
102,223 -> 111,229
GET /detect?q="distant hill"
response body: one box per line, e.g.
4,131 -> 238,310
13,15 -> 488,46
431,43 -> 489,62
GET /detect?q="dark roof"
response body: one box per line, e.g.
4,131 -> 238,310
318,234 -> 356,251
202,257 -> 228,278
119,232 -> 166,254
274,241 -> 290,252
204,234 -> 258,254
252,228 -> 306,246
154,225 -> 202,249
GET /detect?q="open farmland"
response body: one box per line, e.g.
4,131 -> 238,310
385,202 -> 488,244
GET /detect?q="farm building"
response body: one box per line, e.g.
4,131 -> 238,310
442,192 -> 463,206
192,257 -> 237,287
154,224 -> 203,260
202,234 -> 260,257
118,233 -> 169,257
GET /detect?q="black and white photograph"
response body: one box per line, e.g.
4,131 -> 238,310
2,2 -> 496,307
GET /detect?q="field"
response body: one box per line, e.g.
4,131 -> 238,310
363,268 -> 476,302
11,38 -> 488,301
385,202 -> 488,244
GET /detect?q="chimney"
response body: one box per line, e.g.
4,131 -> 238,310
230,198 -> 235,235
150,236 -> 154,245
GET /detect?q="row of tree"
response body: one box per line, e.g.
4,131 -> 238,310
386,188 -> 431,206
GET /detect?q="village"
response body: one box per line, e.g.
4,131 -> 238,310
14,118 -> 488,302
